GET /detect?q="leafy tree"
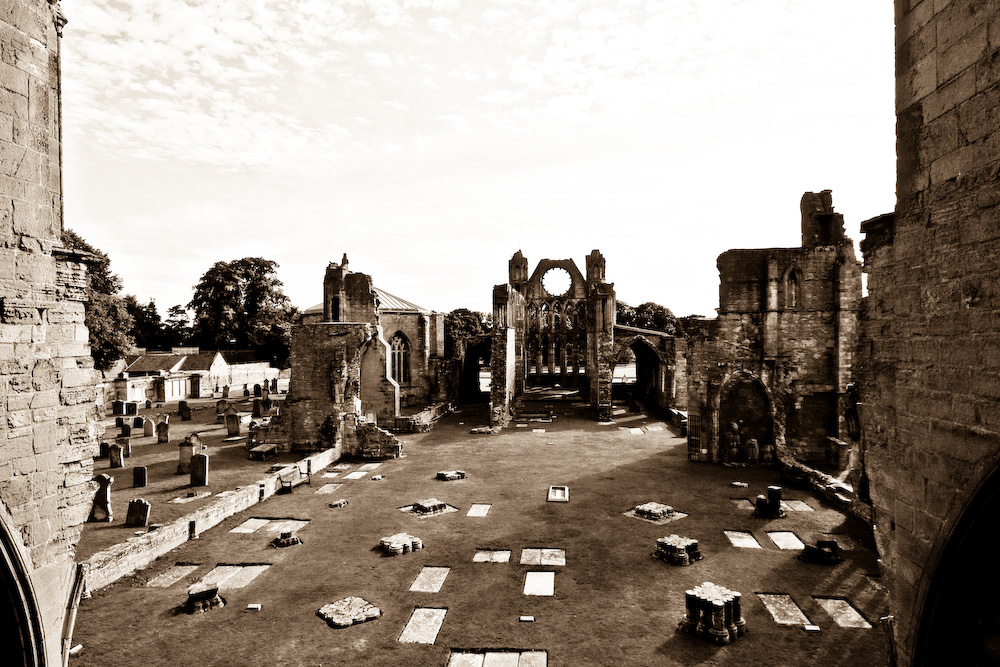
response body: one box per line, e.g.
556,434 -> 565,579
60,229 -> 133,371
124,296 -> 167,349
187,258 -> 296,367
616,301 -> 679,335
164,305 -> 193,345
444,308 -> 492,357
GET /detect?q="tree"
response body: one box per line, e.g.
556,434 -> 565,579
124,296 -> 166,349
187,258 -> 296,367
616,301 -> 679,335
61,229 -> 133,371
444,308 -> 491,357
164,305 -> 193,345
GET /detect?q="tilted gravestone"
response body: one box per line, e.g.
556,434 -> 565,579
125,498 -> 150,527
191,453 -> 209,487
156,421 -> 170,444
133,466 -> 147,487
88,474 -> 113,522
109,443 -> 124,469
179,401 -> 192,421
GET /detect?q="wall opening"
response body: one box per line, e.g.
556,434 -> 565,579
718,375 -> 773,463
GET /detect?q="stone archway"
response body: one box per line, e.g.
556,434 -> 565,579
460,336 -> 492,403
915,464 -> 1000,665
718,374 -> 774,463
612,337 -> 661,408
0,506 -> 46,667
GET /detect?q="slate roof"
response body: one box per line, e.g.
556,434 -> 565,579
124,354 -> 185,373
179,352 -> 222,371
302,286 -> 429,316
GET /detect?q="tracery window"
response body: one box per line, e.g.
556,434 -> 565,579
390,333 -> 410,384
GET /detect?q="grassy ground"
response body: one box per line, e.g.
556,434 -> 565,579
71,394 -> 889,666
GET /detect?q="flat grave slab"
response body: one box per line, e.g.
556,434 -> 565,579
814,597 -> 872,628
520,548 -> 566,566
230,518 -> 270,534
628,427 -> 644,435
399,499 -> 459,517
467,503 -> 492,517
482,652 -> 519,667
768,531 -> 805,550
196,564 -> 270,590
724,530 -> 762,549
532,428 -> 546,433
730,498 -> 756,511
169,491 -> 212,504
146,564 -> 199,588
516,424 -> 528,428
321,472 -> 340,479
757,593 -> 811,626
398,607 -> 447,644
409,566 -> 450,593
448,651 -> 548,667
781,499 -> 813,512
646,425 -> 664,431
359,462 -> 382,471
315,483 -> 344,494
331,463 -> 351,471
546,486 -> 569,502
473,549 -> 511,563
230,518 -> 309,535
523,571 -> 555,596
343,471 -> 367,480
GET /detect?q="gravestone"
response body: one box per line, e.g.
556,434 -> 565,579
156,421 -> 170,444
185,583 -> 224,614
112,400 -> 124,415
243,387 -> 250,397
261,397 -> 273,413
116,436 -> 131,457
88,474 -> 113,522
133,466 -> 147,488
177,439 -> 196,475
253,384 -> 262,397
222,385 -> 230,398
115,416 -> 124,428
126,402 -> 138,415
109,444 -> 124,469
145,399 -> 152,409
133,416 -> 144,428
98,441 -> 110,459
225,410 -> 241,437
143,419 -> 155,437
179,401 -> 192,421
120,424 -> 131,438
191,453 -> 209,487
252,400 -> 262,418
125,498 -> 150,527
261,386 -> 269,401
270,378 -> 278,393
216,399 -> 228,414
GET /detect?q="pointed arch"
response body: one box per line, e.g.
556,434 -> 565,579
783,265 -> 803,310
389,332 -> 410,384
0,502 -> 47,667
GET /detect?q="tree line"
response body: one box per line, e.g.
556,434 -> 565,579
62,230 -> 296,372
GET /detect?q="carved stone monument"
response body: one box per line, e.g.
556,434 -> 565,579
109,443 -> 124,469
88,474 -> 114,522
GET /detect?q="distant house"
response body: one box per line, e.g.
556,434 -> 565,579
115,348 -> 281,403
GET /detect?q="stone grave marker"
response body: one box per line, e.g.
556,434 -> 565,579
145,399 -> 152,409
133,466 -> 147,488
216,399 -> 228,414
117,436 -> 131,457
177,439 -> 196,474
156,421 -> 170,443
112,400 -> 124,415
190,453 -> 209,487
179,401 -> 192,421
270,378 -> 278,392
88,474 -> 113,522
120,423 -> 131,438
225,409 -> 241,436
126,402 -> 138,415
252,399 -> 262,418
243,387 -> 250,397
254,384 -> 262,397
98,441 -> 110,459
143,419 -> 155,437
222,385 -> 229,398
132,416 -> 143,428
261,386 -> 269,401
109,443 -> 124,468
125,498 -> 151,527
115,416 -> 124,428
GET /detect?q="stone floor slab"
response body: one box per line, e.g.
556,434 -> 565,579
321,472 -> 340,479
398,607 -> 447,644
359,462 -> 382,471
343,471 -> 366,480
315,483 -> 343,494
757,593 -> 811,626
262,519 -> 309,534
409,566 -> 450,593
146,564 -> 199,588
523,571 -> 555,596
483,652 -> 520,667
814,597 -> 872,628
724,530 -> 762,549
540,548 -> 566,566
781,499 -> 813,512
448,653 -> 485,667
229,518 -> 270,534
767,531 -> 805,550
467,503 -> 492,517
198,564 -> 270,590
518,651 -> 547,667
731,498 -> 755,511
547,486 -> 569,502
473,549 -> 511,563
628,427 -> 644,435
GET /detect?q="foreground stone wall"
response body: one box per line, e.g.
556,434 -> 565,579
858,2 -> 1000,664
1,1 -> 101,663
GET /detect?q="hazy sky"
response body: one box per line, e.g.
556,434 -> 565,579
61,0 -> 896,318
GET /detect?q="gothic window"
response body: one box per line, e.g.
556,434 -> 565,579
541,303 -> 550,329
390,333 -> 410,384
784,267 -> 802,310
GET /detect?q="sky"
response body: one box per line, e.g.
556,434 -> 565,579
60,0 -> 896,318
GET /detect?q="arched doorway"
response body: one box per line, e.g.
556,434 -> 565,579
915,464 -> 1000,665
718,375 -> 774,463
460,337 -> 491,403
0,508 -> 45,667
613,338 -> 660,408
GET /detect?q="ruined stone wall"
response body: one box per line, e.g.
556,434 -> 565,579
1,2 -> 101,663
857,2 -> 1000,663
381,311 -> 431,408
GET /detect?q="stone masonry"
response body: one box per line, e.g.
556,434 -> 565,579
858,2 -> 1000,664
1,2 -> 101,665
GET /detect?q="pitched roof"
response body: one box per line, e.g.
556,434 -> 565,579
302,286 -> 429,316
179,352 -> 222,371
124,354 -> 185,373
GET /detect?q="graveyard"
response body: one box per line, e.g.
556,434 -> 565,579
70,390 -> 888,666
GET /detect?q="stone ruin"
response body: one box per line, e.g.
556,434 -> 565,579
633,502 -> 675,522
678,582 -> 747,645
799,539 -> 843,565
653,535 -> 702,566
271,531 -> 302,548
317,597 -> 381,628
378,532 -> 423,556
411,498 -> 448,516
436,470 -> 466,481
185,582 -> 225,614
752,485 -> 786,519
